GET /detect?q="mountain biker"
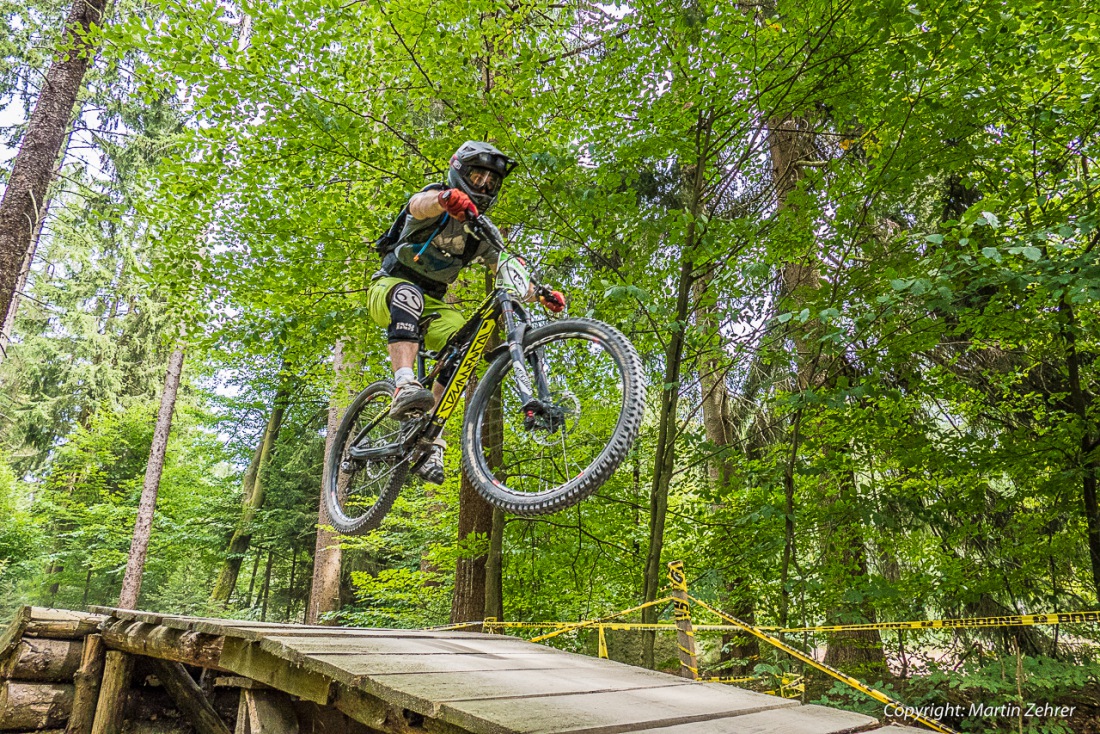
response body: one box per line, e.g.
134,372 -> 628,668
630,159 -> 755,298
367,141 -> 565,485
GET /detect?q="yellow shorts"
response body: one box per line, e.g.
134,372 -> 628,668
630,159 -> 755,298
367,277 -> 465,352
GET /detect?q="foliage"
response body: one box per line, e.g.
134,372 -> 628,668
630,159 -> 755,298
2,0 -> 1100,729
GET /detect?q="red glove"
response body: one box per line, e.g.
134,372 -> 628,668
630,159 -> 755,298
438,189 -> 478,221
540,290 -> 565,313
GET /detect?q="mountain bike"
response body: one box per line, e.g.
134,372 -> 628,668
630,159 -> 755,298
323,215 -> 645,535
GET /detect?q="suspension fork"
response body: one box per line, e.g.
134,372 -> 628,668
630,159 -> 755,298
497,292 -> 551,407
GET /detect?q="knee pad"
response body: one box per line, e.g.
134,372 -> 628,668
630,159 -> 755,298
387,282 -> 425,343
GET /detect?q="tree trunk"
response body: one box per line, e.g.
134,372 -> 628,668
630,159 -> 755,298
1060,299 -> 1100,603
306,342 -> 346,624
451,274 -> 502,626
642,256 -> 694,670
0,0 -> 108,324
259,549 -> 274,622
118,345 -> 185,609
642,114 -> 712,668
767,116 -> 885,675
484,508 -> 505,622
693,277 -> 759,674
209,376 -> 292,607
285,545 -> 298,622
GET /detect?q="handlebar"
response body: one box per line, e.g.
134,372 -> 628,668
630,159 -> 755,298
464,212 -> 560,304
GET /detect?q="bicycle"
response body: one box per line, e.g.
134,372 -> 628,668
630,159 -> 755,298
323,215 -> 645,535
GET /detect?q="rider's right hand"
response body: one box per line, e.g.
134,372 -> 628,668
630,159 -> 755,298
540,290 -> 566,313
439,189 -> 478,221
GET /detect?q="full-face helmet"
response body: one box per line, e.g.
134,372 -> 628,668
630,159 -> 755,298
447,141 -> 517,211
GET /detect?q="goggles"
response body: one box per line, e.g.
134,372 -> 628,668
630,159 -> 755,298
468,167 -> 503,195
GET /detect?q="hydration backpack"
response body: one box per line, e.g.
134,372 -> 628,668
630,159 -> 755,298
373,183 -> 446,257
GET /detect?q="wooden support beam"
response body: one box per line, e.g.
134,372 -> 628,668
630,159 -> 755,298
100,619 -> 226,670
65,634 -> 106,734
332,685 -> 387,731
218,639 -> 329,705
149,658 -> 231,734
242,690 -> 299,734
0,638 -> 84,681
0,681 -> 74,730
668,561 -> 699,680
89,651 -> 132,734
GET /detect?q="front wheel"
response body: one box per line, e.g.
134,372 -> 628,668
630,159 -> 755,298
461,318 -> 645,515
324,380 -> 409,535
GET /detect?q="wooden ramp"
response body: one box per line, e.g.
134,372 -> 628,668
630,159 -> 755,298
1,606 -> 927,733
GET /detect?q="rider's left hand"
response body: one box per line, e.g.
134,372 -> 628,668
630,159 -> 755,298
540,290 -> 566,313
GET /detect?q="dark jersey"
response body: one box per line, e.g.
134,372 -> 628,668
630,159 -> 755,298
376,197 -> 502,298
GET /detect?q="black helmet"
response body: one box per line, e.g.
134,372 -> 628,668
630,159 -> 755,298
447,141 -> 517,211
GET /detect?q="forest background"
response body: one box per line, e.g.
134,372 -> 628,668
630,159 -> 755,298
2,0 -> 1100,730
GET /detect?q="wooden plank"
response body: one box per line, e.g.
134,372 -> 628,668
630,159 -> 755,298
435,682 -> 798,734
150,658 -> 231,734
218,639 -> 331,705
214,676 -> 271,689
260,635 -> 553,657
356,668 -> 693,719
0,638 -> 84,681
319,652 -> 621,678
627,704 -> 880,733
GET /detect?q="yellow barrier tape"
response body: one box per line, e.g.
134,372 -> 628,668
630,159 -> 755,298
524,597 -> 675,643
471,611 -> 1100,635
763,610 -> 1100,634
688,595 -> 960,734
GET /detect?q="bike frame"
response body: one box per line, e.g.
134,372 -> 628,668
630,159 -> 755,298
347,287 -> 551,464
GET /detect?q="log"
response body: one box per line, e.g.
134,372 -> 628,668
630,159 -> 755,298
0,609 -> 30,663
0,680 -> 74,730
149,659 -> 230,734
100,620 -> 225,671
0,638 -> 84,681
90,652 -> 132,734
26,619 -> 105,640
66,634 -> 106,734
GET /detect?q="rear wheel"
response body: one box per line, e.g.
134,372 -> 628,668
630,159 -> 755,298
461,318 -> 644,515
323,380 -> 409,535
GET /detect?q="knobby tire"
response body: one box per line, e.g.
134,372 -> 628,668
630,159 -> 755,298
461,318 -> 644,515
323,380 -> 409,535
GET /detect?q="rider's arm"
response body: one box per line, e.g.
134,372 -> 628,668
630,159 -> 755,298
408,191 -> 445,220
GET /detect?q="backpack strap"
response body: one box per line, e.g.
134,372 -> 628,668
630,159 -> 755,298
374,182 -> 447,256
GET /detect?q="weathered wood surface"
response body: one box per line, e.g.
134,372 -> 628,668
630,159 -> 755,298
0,680 -> 74,730
86,607 -> 892,734
66,635 -> 106,734
0,609 -> 30,664
89,651 -> 132,734
0,637 -> 84,681
629,704 -> 880,733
